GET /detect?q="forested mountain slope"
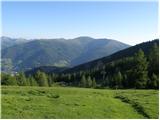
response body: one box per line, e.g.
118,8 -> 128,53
2,39 -> 159,89
64,39 -> 159,73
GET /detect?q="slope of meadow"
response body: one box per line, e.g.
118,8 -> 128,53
1,86 -> 158,119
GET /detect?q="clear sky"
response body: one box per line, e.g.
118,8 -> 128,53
2,1 -> 158,45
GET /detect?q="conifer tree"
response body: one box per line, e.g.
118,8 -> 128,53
35,71 -> 48,86
28,75 -> 38,86
113,71 -> 122,89
17,72 -> 27,86
147,73 -> 159,89
86,76 -> 92,88
2,74 -> 17,85
92,77 -> 97,88
26,78 -> 30,86
79,75 -> 86,87
48,75 -> 53,87
148,43 -> 159,76
133,49 -> 148,88
117,71 -> 123,88
123,74 -> 128,88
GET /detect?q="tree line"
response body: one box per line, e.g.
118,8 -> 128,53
1,43 -> 159,89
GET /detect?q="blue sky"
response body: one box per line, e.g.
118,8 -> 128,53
2,1 -> 158,45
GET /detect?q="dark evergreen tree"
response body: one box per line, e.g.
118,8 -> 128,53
26,77 -> 31,86
123,74 -> 128,88
1,73 -> 9,85
148,43 -> 159,76
102,76 -> 109,87
35,71 -> 48,86
133,49 -> 148,88
48,75 -> 53,87
1,74 -> 17,85
147,73 -> 159,89
86,76 -> 92,88
79,75 -> 87,87
92,77 -> 97,88
113,71 -> 122,89
67,74 -> 71,81
16,72 -> 27,86
117,71 -> 123,88
28,76 -> 38,86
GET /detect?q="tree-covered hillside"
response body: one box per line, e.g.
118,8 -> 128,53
2,39 -> 159,89
65,39 -> 159,73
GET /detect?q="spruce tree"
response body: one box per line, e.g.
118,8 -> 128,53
151,73 -> 159,89
117,71 -> 123,88
1,73 -> 9,85
105,76 -> 110,87
123,74 -> 128,88
133,49 -> 148,88
67,74 -> 71,81
148,43 -> 159,76
113,71 -> 122,89
35,71 -> 48,86
147,73 -> 159,89
26,78 -> 30,86
86,76 -> 92,88
80,75 -> 86,87
92,78 -> 97,88
17,72 -> 27,86
2,74 -> 17,86
28,75 -> 38,86
48,75 -> 53,87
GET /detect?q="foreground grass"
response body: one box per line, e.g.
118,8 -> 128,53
1,86 -> 159,119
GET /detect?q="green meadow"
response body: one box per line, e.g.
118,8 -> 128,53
1,86 -> 159,119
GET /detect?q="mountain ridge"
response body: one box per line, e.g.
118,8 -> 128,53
1,36 -> 130,72
24,39 -> 159,75
63,39 -> 159,73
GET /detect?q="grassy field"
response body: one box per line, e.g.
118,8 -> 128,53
1,86 -> 159,119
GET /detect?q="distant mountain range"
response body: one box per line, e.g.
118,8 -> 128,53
1,36 -> 30,49
25,39 -> 159,75
1,36 -> 130,72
